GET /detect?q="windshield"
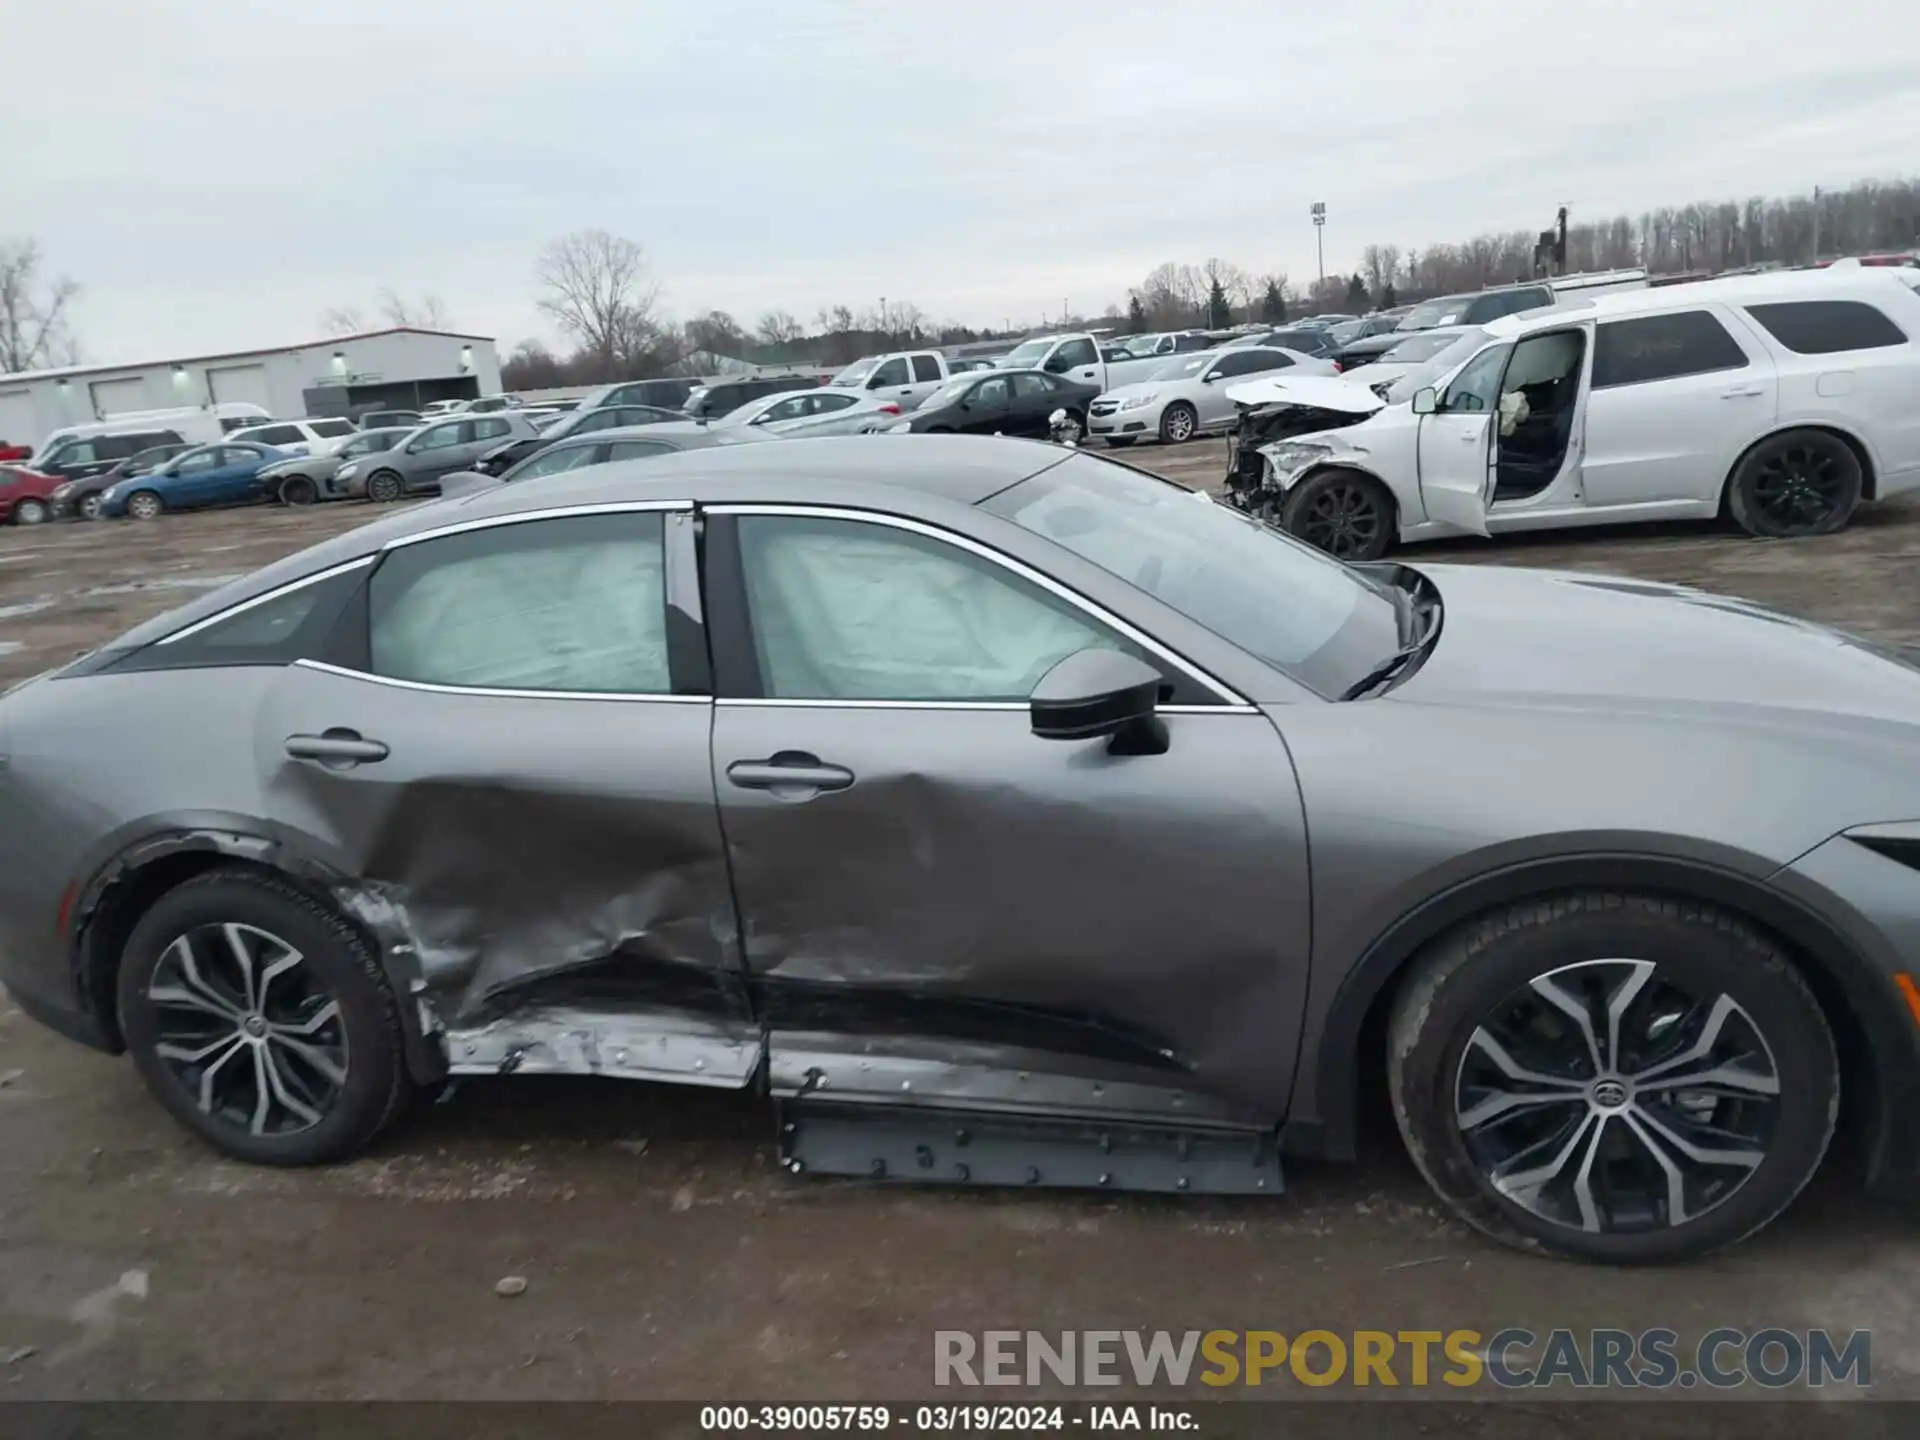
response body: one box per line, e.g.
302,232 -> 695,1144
1396,297 -> 1470,331
1379,330 -> 1474,364
1380,329 -> 1491,402
832,359 -> 878,386
1150,354 -> 1213,381
999,340 -> 1055,367
983,453 -> 1402,697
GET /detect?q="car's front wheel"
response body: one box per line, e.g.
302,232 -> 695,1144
1726,429 -> 1863,538
1387,893 -> 1838,1263
1159,403 -> 1198,444
79,493 -> 105,521
11,497 -> 48,526
1279,467 -> 1395,561
117,871 -> 412,1165
126,490 -> 164,520
278,476 -> 318,506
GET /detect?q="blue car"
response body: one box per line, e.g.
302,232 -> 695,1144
98,441 -> 288,519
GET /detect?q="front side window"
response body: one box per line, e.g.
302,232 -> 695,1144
870,358 -> 910,387
911,354 -> 943,383
49,439 -> 98,466
172,450 -> 221,473
1053,338 -> 1097,368
510,444 -> 604,481
1439,345 -> 1511,413
369,513 -> 670,693
737,515 -> 1142,702
1593,310 -> 1749,388
1744,300 -> 1908,355
411,423 -> 463,452
984,453 -> 1400,699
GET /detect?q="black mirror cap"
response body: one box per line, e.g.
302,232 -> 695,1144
1030,648 -> 1168,753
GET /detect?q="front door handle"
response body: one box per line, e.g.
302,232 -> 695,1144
285,730 -> 390,767
1720,386 -> 1766,399
726,752 -> 854,797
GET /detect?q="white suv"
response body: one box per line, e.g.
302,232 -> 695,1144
1232,269 -> 1920,559
226,417 -> 360,457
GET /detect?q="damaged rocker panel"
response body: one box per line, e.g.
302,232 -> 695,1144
444,1005 -> 762,1086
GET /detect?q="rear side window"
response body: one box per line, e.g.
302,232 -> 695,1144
310,419 -> 355,438
369,513 -> 671,694
1743,300 -> 1909,355
472,417 -> 512,440
911,354 -> 942,383
1592,310 -> 1749,388
255,425 -> 305,446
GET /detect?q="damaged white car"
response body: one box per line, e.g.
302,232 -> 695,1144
1223,269 -> 1920,559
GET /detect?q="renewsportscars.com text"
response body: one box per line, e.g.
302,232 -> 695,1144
934,1328 -> 1872,1390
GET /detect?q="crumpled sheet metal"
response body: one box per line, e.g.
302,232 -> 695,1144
446,1005 -> 758,1086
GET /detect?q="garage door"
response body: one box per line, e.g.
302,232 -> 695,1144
207,363 -> 271,411
0,389 -> 34,449
89,376 -> 150,416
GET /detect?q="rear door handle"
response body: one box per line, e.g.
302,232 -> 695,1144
726,752 -> 854,796
285,730 -> 390,767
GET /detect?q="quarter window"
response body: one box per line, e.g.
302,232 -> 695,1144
369,513 -> 671,693
1592,310 -> 1749,388
736,515 -> 1142,702
1743,300 -> 1908,355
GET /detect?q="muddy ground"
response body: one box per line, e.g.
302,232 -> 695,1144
4,445 -> 1920,1406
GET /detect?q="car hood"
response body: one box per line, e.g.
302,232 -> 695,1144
1098,376 -> 1189,401
1227,375 -> 1388,413
1398,563 -> 1920,737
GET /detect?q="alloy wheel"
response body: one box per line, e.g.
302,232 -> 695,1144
1749,444 -> 1846,530
80,494 -> 104,521
1297,481 -> 1383,558
147,922 -> 350,1139
14,499 -> 47,525
128,492 -> 162,520
1453,958 -> 1780,1235
1163,406 -> 1195,442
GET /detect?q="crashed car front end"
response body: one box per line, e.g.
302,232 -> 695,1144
1222,377 -> 1390,520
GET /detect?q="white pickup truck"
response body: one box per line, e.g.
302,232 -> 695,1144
992,332 -> 1172,393
830,350 -> 955,411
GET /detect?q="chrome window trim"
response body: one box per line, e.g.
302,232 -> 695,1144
718,698 -> 1249,714
380,498 -> 692,549
293,658 -> 706,704
156,555 -> 376,645
708,502 -> 1253,709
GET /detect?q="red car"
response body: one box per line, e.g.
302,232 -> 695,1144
0,464 -> 59,526
0,443 -> 30,463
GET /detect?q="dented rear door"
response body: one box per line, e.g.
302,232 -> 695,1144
258,504 -> 751,1048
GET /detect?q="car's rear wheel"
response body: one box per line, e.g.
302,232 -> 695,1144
11,497 -> 48,526
126,490 -> 164,520
1103,436 -> 1137,449
117,871 -> 411,1166
1727,429 -> 1862,538
365,470 -> 404,504
79,493 -> 105,521
1159,403 -> 1198,444
1387,893 -> 1838,1263
278,475 -> 318,506
1279,467 -> 1394,561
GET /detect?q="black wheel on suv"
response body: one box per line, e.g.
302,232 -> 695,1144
1727,429 -> 1862,537
1279,467 -> 1395,561
1388,893 -> 1838,1263
117,871 -> 412,1165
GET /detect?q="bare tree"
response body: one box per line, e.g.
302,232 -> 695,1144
683,309 -> 749,359
377,288 -> 451,329
0,240 -> 81,373
320,306 -> 366,337
756,309 -> 804,347
536,230 -> 660,377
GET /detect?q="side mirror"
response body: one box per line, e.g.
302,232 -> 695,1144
1030,649 -> 1169,756
1412,387 -> 1438,415
1044,357 -> 1071,374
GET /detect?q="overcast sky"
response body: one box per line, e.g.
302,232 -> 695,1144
6,0 -> 1920,365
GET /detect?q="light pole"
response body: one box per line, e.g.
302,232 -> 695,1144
1810,188 -> 1822,265
1311,202 -> 1327,291
879,296 -> 886,341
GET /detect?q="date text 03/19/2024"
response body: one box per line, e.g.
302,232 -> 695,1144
699,1406 -> 1190,1432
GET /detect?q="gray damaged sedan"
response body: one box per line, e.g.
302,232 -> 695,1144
4,435 -> 1920,1264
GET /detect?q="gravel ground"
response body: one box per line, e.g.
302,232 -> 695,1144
3,448 -> 1920,1406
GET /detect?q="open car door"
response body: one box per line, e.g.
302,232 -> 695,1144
1412,342 -> 1506,538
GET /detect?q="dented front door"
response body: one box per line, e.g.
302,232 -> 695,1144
258,507 -> 754,1066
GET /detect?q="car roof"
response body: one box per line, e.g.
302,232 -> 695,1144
1485,268 -> 1919,339
103,436 -> 1076,653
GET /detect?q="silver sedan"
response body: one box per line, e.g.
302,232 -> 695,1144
1088,346 -> 1335,447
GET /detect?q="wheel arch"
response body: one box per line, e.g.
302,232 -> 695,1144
1284,852 -> 1917,1189
71,828 -> 445,1085
1721,422 -> 1880,508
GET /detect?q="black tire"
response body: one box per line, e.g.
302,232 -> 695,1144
925,425 -> 953,434
1726,429 -> 1863,538
79,493 -> 105,521
365,470 -> 404,504
1103,436 -> 1138,449
11,497 -> 48,526
278,475 -> 318,506
126,490 -> 164,520
1279,466 -> 1395,561
117,870 -> 412,1166
1159,402 -> 1198,444
1387,893 -> 1838,1264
